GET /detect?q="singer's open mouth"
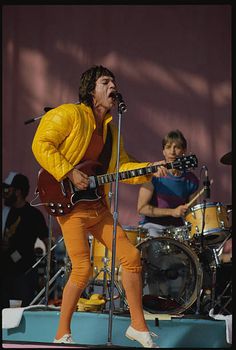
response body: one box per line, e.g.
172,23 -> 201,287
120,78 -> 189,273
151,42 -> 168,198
108,91 -> 117,99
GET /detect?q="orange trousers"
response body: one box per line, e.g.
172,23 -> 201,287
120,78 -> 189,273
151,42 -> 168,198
57,199 -> 142,289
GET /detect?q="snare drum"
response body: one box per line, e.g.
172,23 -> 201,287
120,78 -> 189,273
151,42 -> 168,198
122,225 -> 148,246
163,223 -> 192,242
185,202 -> 230,246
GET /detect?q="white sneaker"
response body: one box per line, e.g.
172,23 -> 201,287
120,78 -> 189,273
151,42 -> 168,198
126,326 -> 160,348
53,334 -> 75,344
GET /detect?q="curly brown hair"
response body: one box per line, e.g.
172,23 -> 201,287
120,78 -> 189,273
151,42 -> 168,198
79,65 -> 115,107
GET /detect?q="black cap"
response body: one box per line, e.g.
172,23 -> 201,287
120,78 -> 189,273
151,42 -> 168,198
3,172 -> 30,197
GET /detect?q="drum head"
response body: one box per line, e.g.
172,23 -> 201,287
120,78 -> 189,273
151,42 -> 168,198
137,237 -> 202,314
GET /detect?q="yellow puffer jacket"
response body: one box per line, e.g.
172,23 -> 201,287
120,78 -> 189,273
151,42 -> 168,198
32,103 -> 152,187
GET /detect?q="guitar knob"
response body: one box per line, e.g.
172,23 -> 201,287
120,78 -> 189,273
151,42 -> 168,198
57,203 -> 62,207
59,209 -> 64,214
49,203 -> 55,207
51,209 -> 56,213
67,204 -> 71,208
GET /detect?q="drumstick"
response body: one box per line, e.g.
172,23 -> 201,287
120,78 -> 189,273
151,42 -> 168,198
186,179 -> 213,209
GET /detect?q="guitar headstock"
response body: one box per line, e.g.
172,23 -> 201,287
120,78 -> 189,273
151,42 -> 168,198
172,154 -> 198,171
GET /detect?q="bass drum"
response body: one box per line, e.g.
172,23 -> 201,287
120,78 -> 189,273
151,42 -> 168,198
137,237 -> 203,314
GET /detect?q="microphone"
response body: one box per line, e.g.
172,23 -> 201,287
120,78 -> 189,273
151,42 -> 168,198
111,92 -> 127,113
24,107 -> 54,125
203,166 -> 210,199
24,116 -> 42,125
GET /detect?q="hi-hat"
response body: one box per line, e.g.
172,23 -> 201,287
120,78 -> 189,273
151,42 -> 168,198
220,151 -> 232,165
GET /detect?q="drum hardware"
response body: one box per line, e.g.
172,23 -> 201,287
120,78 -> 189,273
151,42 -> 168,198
185,179 -> 214,210
28,233 -> 66,306
211,233 -> 231,265
85,183 -> 129,312
86,241 -> 128,311
195,233 -> 232,315
213,279 -> 232,315
211,261 -> 232,315
210,234 -> 231,311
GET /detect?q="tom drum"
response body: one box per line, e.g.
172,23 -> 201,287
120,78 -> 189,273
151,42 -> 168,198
185,202 -> 230,246
122,225 -> 148,246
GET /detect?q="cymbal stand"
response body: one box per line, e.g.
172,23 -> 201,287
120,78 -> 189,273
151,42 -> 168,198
210,233 -> 231,309
28,234 -> 65,305
25,236 -> 64,276
87,256 -> 128,308
26,214 -> 53,306
29,265 -> 66,305
194,200 -> 207,315
195,166 -> 211,315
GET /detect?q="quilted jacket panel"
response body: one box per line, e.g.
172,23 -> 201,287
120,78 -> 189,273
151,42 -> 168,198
32,103 -> 151,185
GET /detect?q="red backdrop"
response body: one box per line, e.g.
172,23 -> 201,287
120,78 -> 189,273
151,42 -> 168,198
2,5 -> 231,235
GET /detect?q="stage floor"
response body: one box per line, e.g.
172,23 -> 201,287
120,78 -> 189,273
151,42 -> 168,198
2,306 -> 231,348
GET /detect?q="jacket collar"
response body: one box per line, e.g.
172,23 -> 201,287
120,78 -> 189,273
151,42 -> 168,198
80,103 -> 113,126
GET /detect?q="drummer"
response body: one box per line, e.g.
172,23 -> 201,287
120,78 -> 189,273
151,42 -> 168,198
137,129 -> 199,238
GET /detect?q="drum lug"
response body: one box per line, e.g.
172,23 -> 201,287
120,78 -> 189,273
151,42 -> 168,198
220,221 -> 225,229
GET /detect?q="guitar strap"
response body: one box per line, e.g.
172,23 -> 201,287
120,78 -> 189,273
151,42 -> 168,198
97,125 -> 112,175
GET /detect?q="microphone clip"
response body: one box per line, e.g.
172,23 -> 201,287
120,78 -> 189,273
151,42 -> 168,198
111,92 -> 127,113
203,165 -> 211,199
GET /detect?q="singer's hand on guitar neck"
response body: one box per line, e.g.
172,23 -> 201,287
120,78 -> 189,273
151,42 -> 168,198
67,168 -> 89,190
152,160 -> 168,177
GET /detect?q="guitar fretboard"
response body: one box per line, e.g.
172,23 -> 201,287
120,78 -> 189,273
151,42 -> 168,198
94,155 -> 197,187
96,165 -> 157,186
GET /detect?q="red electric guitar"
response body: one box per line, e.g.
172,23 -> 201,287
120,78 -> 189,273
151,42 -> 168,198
34,154 -> 198,216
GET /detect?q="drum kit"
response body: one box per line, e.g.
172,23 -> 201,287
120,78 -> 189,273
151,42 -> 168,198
87,151 -> 232,316
87,202 -> 231,315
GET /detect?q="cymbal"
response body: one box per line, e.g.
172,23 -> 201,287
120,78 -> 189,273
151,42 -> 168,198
220,151 -> 232,165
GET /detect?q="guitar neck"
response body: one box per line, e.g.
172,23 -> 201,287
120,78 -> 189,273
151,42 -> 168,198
95,164 -> 158,187
90,160 -> 185,188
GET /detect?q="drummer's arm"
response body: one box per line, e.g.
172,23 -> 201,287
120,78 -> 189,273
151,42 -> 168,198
137,182 -> 187,218
137,182 -> 154,215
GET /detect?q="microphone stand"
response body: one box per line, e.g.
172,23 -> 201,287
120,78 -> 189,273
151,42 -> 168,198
196,167 -> 210,315
195,199 -> 206,315
107,98 -> 127,346
200,167 -> 211,251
